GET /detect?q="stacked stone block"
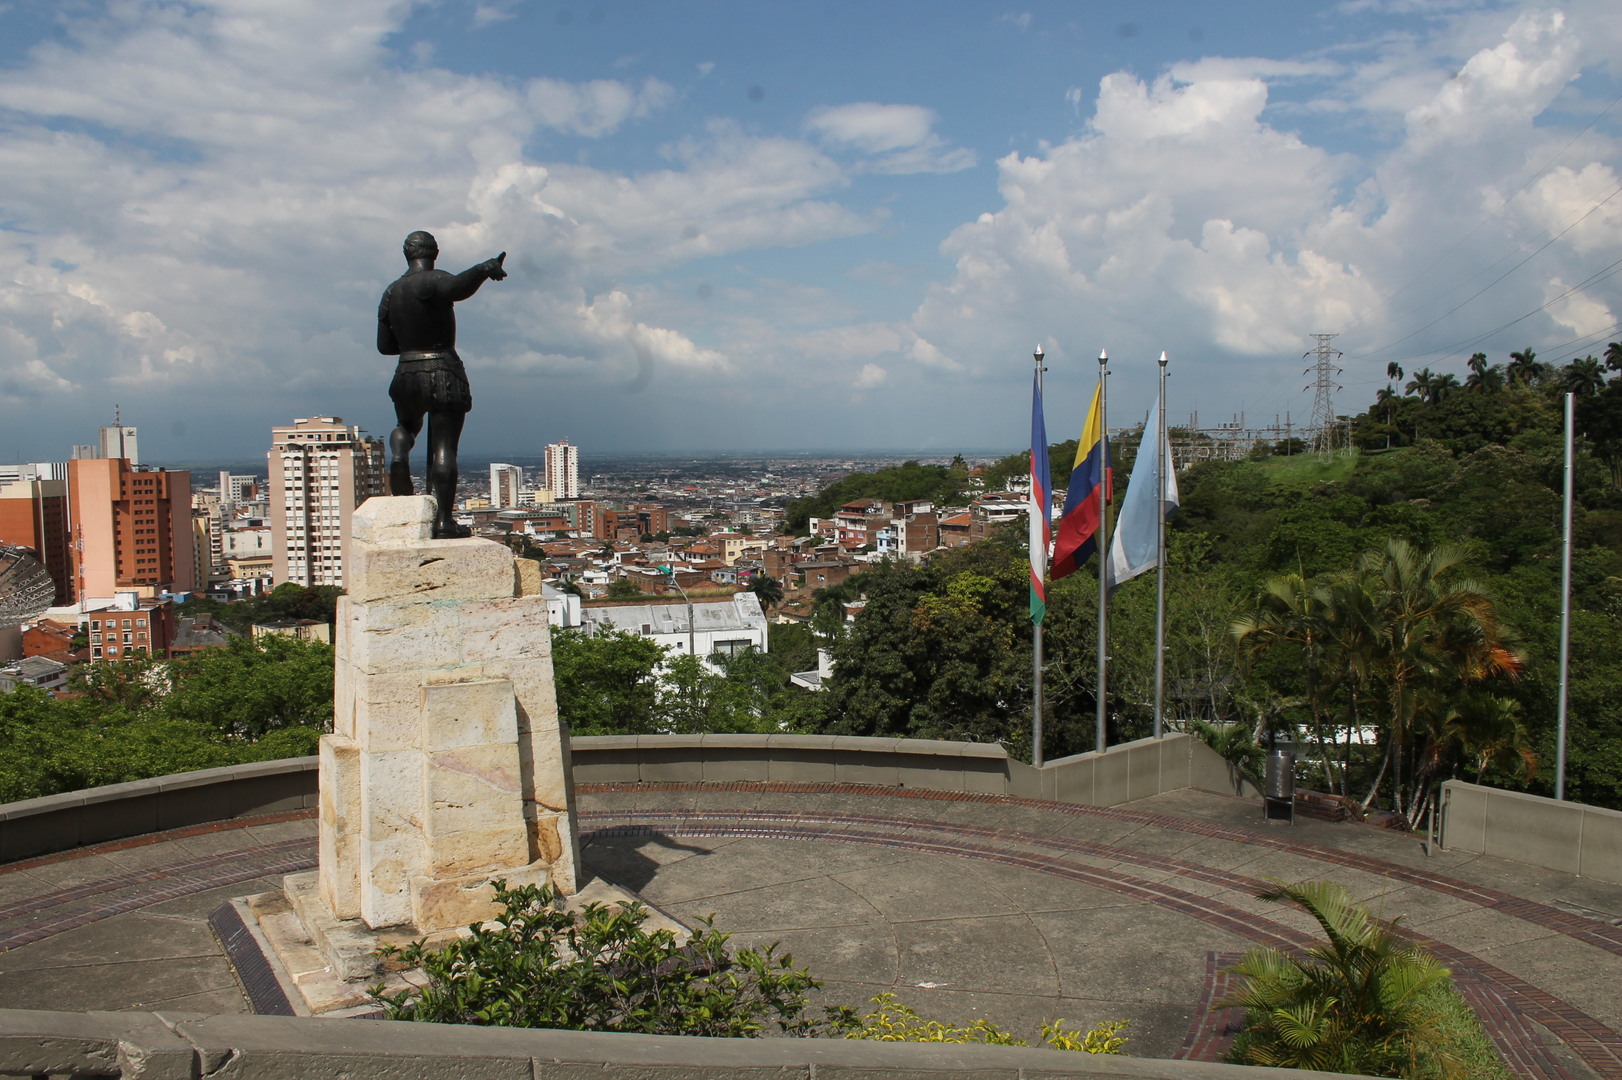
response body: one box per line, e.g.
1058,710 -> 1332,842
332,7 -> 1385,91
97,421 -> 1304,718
317,496 -> 577,933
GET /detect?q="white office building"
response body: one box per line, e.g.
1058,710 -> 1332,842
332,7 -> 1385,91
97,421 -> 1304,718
490,463 -> 524,508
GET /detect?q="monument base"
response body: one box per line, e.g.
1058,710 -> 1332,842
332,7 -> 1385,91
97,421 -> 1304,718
226,874 -> 692,1017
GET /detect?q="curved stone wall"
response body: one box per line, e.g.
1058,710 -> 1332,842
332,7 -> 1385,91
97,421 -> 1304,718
0,733 -> 1229,863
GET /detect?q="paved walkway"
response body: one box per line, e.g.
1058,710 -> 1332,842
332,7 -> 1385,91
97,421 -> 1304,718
0,784 -> 1618,1079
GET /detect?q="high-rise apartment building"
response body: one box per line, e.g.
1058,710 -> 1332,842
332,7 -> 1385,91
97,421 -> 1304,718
269,417 -> 385,588
545,440 -> 579,500
490,463 -> 524,508
66,457 -> 195,603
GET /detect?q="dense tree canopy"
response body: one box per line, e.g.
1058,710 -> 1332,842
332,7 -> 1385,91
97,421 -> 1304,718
0,636 -> 330,802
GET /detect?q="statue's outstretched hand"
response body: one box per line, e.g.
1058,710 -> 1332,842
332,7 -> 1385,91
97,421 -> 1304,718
486,252 -> 508,281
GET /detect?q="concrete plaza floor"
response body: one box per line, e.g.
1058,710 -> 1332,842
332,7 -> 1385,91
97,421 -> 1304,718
0,783 -> 1618,1079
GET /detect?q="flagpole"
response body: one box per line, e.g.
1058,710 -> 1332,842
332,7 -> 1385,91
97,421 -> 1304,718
1154,351 -> 1168,739
1096,348 -> 1110,755
1033,345 -> 1047,768
1556,391 -> 1573,799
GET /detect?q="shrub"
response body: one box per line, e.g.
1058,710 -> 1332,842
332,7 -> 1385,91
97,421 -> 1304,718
835,992 -> 1129,1053
1218,880 -> 1504,1079
371,881 -> 825,1036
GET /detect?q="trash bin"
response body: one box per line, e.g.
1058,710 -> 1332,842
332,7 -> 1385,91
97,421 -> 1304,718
1263,737 -> 1296,823
1266,746 -> 1296,801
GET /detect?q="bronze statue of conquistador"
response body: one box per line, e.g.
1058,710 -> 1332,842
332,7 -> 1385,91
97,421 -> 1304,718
377,230 -> 506,539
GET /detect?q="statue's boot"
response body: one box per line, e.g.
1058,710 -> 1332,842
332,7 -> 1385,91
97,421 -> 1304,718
388,460 -> 414,497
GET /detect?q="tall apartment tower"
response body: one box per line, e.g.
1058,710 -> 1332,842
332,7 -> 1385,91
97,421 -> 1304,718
545,440 -> 579,500
268,417 -> 385,588
65,458 -> 195,603
490,463 -> 524,508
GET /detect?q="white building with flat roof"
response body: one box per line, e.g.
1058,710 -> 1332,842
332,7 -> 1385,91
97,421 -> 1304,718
582,592 -> 766,670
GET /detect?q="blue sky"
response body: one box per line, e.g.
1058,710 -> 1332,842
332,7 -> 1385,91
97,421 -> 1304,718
1,0 -> 1619,463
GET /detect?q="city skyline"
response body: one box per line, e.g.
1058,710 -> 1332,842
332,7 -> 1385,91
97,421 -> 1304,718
0,1 -> 1619,462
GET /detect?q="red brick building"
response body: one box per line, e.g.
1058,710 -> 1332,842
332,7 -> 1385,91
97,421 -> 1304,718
86,598 -> 175,662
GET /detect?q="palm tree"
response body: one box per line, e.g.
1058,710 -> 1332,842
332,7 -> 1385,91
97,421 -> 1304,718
1604,341 -> 1622,373
1233,574 -> 1343,793
1354,540 -> 1522,823
1464,353 -> 1503,392
1404,368 -> 1454,405
1507,347 -> 1543,388
1386,362 -> 1404,386
747,573 -> 784,611
1562,355 -> 1605,398
1219,880 -> 1460,1079
1404,368 -> 1435,400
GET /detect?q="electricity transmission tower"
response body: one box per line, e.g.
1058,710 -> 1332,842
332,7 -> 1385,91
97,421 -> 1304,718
1304,333 -> 1344,456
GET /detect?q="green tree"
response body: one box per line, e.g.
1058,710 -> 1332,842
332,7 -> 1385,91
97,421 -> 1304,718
1562,355 -> 1606,398
747,573 -> 784,611
1506,346 -> 1546,388
550,627 -> 663,735
162,635 -> 335,738
605,577 -> 643,599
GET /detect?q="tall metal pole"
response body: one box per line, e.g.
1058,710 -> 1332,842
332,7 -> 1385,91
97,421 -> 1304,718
1154,351 -> 1168,739
1095,349 -> 1110,755
1032,345 -> 1047,768
1557,392 -> 1573,800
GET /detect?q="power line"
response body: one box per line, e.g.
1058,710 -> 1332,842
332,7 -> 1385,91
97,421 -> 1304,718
1338,89 -> 1622,344
1351,179 -> 1622,363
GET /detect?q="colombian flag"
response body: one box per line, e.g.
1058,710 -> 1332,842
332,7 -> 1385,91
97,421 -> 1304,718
1029,371 -> 1052,624
1050,382 -> 1111,580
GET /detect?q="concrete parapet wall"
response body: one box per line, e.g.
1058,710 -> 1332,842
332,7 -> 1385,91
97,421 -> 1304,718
0,757 -> 318,862
0,1006 -> 1369,1079
1441,779 -> 1622,883
571,733 -> 1012,792
0,733 -> 1228,864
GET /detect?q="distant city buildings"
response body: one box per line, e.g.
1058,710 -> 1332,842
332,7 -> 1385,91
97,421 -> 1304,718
545,440 -> 579,499
98,424 -> 139,466
268,417 -> 385,588
490,462 -> 524,508
219,472 -> 258,507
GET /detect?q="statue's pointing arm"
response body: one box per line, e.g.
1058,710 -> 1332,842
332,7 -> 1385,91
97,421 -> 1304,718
441,252 -> 508,302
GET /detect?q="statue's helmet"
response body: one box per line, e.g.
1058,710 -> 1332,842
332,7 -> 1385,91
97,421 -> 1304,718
403,230 -> 439,261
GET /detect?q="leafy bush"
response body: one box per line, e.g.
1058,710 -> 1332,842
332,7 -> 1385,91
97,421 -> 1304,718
1219,880 -> 1502,1079
371,881 -> 826,1036
834,992 -> 1129,1053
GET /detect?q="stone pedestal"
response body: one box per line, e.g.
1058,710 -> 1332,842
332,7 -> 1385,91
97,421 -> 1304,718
317,495 -> 578,935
